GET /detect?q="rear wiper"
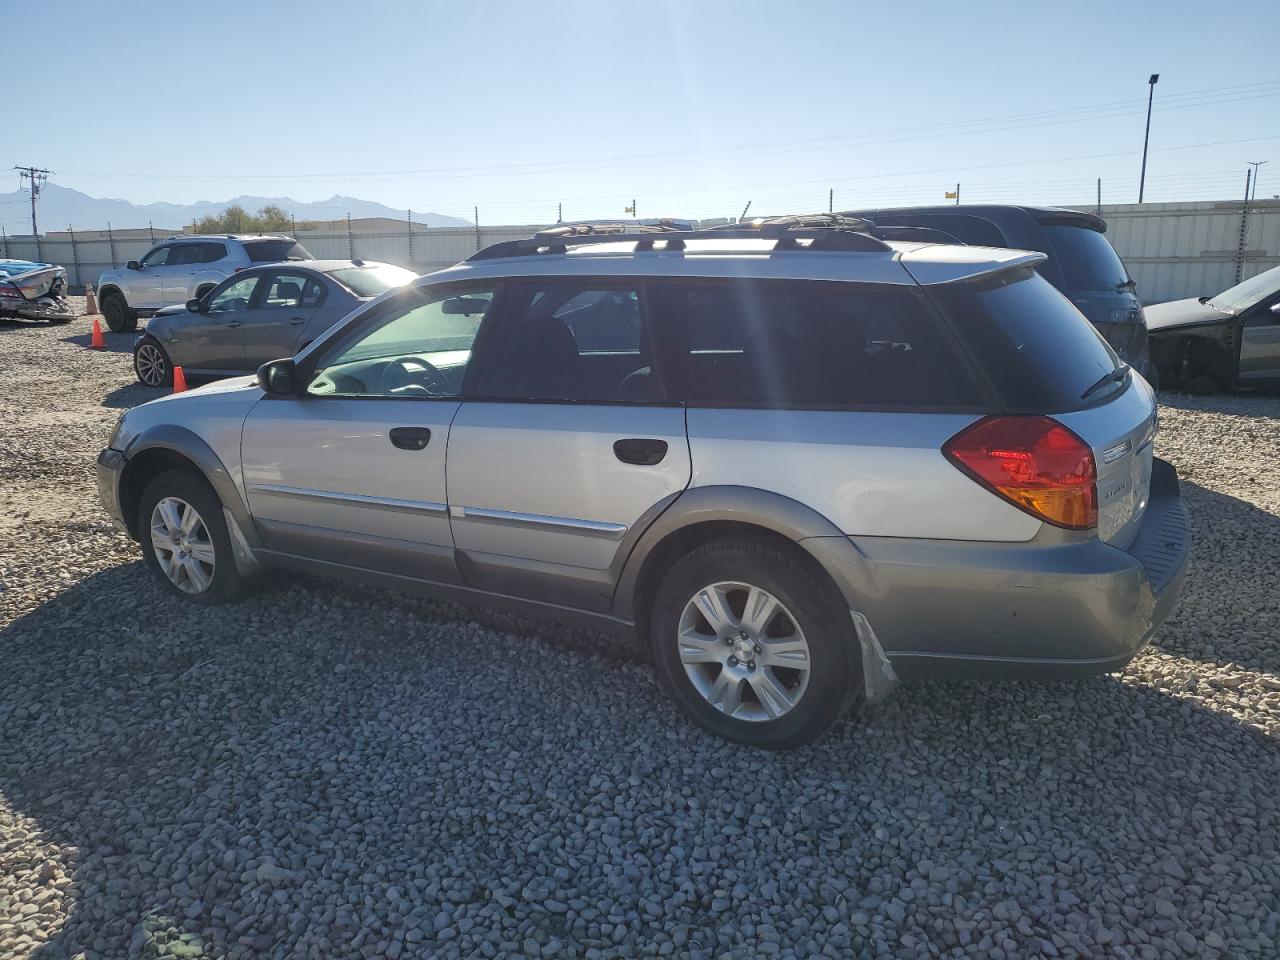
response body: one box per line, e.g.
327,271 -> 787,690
1081,364 -> 1129,401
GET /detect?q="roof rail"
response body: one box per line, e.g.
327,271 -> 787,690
469,213 -> 891,261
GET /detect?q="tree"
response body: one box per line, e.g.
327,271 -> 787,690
191,204 -> 317,234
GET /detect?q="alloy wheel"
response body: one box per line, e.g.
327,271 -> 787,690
150,496 -> 216,593
136,343 -> 168,387
676,581 -> 812,722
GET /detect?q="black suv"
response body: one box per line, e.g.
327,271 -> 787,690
843,205 -> 1152,380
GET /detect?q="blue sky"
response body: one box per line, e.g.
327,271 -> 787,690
9,0 -> 1280,224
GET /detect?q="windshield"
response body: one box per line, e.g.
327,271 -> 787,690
329,265 -> 418,298
1210,264 -> 1280,313
1043,224 -> 1129,290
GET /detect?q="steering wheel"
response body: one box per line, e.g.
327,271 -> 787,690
383,357 -> 451,396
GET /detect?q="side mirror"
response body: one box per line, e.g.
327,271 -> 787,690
257,358 -> 299,397
126,260 -> 141,270
186,298 -> 206,313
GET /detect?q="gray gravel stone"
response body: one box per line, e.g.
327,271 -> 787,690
1,314 -> 1278,957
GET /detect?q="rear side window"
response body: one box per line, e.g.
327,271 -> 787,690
242,239 -> 313,263
200,242 -> 227,263
655,279 -> 979,408
928,267 -> 1121,411
1042,224 -> 1128,290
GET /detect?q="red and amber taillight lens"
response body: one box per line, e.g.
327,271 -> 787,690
943,416 -> 1098,530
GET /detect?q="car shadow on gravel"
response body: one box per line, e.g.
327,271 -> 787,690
101,382 -> 167,410
1153,480 -> 1280,674
58,329 -> 137,355
3,558 -> 1279,958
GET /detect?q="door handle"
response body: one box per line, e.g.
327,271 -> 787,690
288,317 -> 306,325
390,426 -> 432,450
225,320 -> 241,328
613,438 -> 668,466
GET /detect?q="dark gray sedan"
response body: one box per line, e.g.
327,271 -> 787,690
132,260 -> 417,386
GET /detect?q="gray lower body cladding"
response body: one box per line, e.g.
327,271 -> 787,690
808,458 -> 1190,679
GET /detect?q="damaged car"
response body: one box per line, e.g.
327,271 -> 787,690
1147,264 -> 1280,392
0,259 -> 76,323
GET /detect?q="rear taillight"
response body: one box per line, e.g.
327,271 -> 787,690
943,416 -> 1098,529
0,282 -> 20,299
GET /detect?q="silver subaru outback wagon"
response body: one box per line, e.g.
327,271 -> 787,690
97,217 -> 1191,748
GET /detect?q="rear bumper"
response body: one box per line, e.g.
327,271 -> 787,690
96,447 -> 129,533
1,295 -> 77,320
808,457 -> 1191,680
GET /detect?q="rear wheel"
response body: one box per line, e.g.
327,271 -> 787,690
650,537 -> 862,749
101,291 -> 137,333
138,470 -> 246,604
134,336 -> 173,387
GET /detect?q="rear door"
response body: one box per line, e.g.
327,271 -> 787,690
241,270 -> 325,367
446,279 -> 690,611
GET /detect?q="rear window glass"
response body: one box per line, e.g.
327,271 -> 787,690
1043,224 -> 1128,289
929,267 -> 1122,411
328,264 -> 417,297
655,280 -> 980,408
243,239 -> 314,263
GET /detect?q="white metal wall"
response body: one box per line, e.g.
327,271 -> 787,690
1100,199 -> 1280,304
3,202 -> 1278,305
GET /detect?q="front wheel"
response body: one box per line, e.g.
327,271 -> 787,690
101,291 -> 137,333
650,537 -> 862,749
134,336 -> 173,387
138,470 -> 247,604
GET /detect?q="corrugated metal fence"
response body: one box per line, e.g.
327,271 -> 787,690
1101,199 -> 1280,304
2,200 -> 1278,305
0,225 -> 542,290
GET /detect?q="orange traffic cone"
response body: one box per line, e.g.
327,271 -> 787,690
172,366 -> 189,393
84,283 -> 98,315
90,315 -> 106,349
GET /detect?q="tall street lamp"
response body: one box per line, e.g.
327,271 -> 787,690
1138,73 -> 1159,203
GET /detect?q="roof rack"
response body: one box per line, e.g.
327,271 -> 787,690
469,213 -> 891,261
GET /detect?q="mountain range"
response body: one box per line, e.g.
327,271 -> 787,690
1,184 -> 472,233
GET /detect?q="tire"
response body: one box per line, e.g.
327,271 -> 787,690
101,291 -> 137,333
134,336 -> 174,387
650,537 -> 862,749
138,469 -> 247,604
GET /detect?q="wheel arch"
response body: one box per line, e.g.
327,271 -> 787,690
119,426 -> 258,547
613,485 -> 874,634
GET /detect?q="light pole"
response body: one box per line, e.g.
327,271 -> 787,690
1138,73 -> 1159,204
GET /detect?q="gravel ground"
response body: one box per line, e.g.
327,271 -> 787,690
1,303 -> 1278,960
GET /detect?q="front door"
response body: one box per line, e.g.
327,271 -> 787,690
240,283 -> 499,581
241,269 -> 324,368
171,273 -> 259,370
131,245 -> 169,309
446,280 -> 691,611
1239,296 -> 1280,382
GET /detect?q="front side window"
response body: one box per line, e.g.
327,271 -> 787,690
476,283 -> 655,402
655,279 -> 977,408
306,287 -> 495,398
207,275 -> 260,313
166,244 -> 203,266
139,246 -> 170,268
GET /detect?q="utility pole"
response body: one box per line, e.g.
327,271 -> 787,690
1097,178 -> 1102,215
474,206 -> 481,252
1247,161 -> 1268,202
1236,168 -> 1252,284
955,182 -> 960,205
1138,73 -> 1159,203
740,200 -> 752,222
557,202 -> 562,224
828,188 -> 833,213
13,165 -> 52,237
